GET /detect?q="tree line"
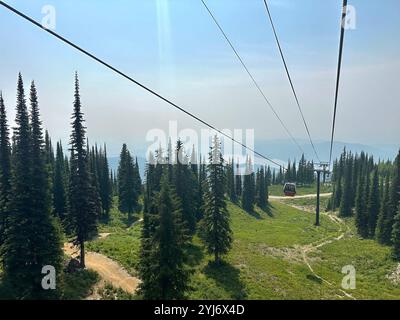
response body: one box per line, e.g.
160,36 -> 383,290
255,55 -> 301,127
4,72 -> 394,300
139,136 -> 235,299
0,73 -> 252,299
328,148 -> 400,259
0,73 -> 143,299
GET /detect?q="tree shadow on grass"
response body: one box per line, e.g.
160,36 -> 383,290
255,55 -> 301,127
184,243 -> 204,267
242,202 -> 274,219
121,213 -> 139,228
203,260 -> 247,299
247,209 -> 263,220
260,202 -> 274,218
99,214 -> 111,225
306,274 -> 323,284
63,269 -> 100,300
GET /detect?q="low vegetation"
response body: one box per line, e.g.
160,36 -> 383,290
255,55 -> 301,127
82,198 -> 400,300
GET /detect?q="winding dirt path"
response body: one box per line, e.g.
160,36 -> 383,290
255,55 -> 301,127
300,213 -> 355,300
270,196 -> 356,299
63,218 -> 144,298
63,243 -> 141,296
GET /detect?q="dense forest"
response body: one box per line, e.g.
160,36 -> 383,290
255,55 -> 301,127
327,148 -> 400,257
0,73 -> 399,299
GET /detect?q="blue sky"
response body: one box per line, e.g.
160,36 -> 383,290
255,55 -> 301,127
0,0 -> 399,158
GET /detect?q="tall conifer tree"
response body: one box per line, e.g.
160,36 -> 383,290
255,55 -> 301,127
202,135 -> 232,263
376,174 -> 391,244
67,73 -> 98,268
0,93 -> 11,249
3,76 -> 63,298
53,141 -> 67,219
367,168 -> 380,238
117,144 -> 137,216
138,169 -> 189,299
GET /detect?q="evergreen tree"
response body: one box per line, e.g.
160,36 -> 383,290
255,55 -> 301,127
226,159 -> 236,202
332,151 -> 346,210
67,73 -> 98,268
242,156 -> 255,212
389,151 -> 400,228
190,145 -> 198,177
143,151 -> 156,214
297,154 -> 305,184
44,130 -> 55,170
173,140 -> 196,235
138,169 -> 189,299
53,141 -> 67,219
98,145 -> 112,216
117,144 -> 137,217
110,170 -> 115,196
291,160 -> 297,182
202,135 -> 232,263
332,176 -> 343,210
197,156 -> 207,220
0,92 -> 11,249
351,155 -> 360,207
386,151 -> 400,250
265,165 -> 270,202
256,166 -> 267,209
266,166 -> 272,186
339,154 -> 353,217
367,168 -> 380,238
190,146 -> 203,219
355,171 -> 368,237
88,145 -> 102,218
235,161 -> 242,197
376,174 -> 391,244
392,201 -> 400,259
255,168 -> 260,206
285,160 -> 292,182
2,77 -> 63,298
133,157 -> 142,204
27,81 -> 63,297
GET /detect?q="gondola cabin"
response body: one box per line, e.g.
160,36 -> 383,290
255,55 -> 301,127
283,182 -> 296,197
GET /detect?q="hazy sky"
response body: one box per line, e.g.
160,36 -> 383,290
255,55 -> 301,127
0,0 -> 399,158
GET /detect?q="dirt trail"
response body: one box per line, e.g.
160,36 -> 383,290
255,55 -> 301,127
299,220 -> 355,300
269,192 -> 332,200
63,218 -> 144,298
64,243 -> 141,296
270,196 -> 356,300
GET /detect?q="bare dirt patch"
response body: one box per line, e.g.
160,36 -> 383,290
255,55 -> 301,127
63,242 -> 141,298
387,263 -> 400,285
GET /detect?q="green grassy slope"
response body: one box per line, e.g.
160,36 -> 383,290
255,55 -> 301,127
87,198 -> 400,300
188,202 -> 342,299
87,206 -> 142,276
307,218 -> 400,300
2,195 -> 393,300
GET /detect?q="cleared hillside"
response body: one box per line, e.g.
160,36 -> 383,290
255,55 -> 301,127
86,199 -> 400,300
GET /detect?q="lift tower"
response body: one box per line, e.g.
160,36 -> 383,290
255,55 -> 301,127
314,163 -> 330,226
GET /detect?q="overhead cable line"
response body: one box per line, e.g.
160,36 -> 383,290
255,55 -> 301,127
200,0 -> 305,156
329,0 -> 348,167
0,0 -> 286,170
262,0 -> 321,163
